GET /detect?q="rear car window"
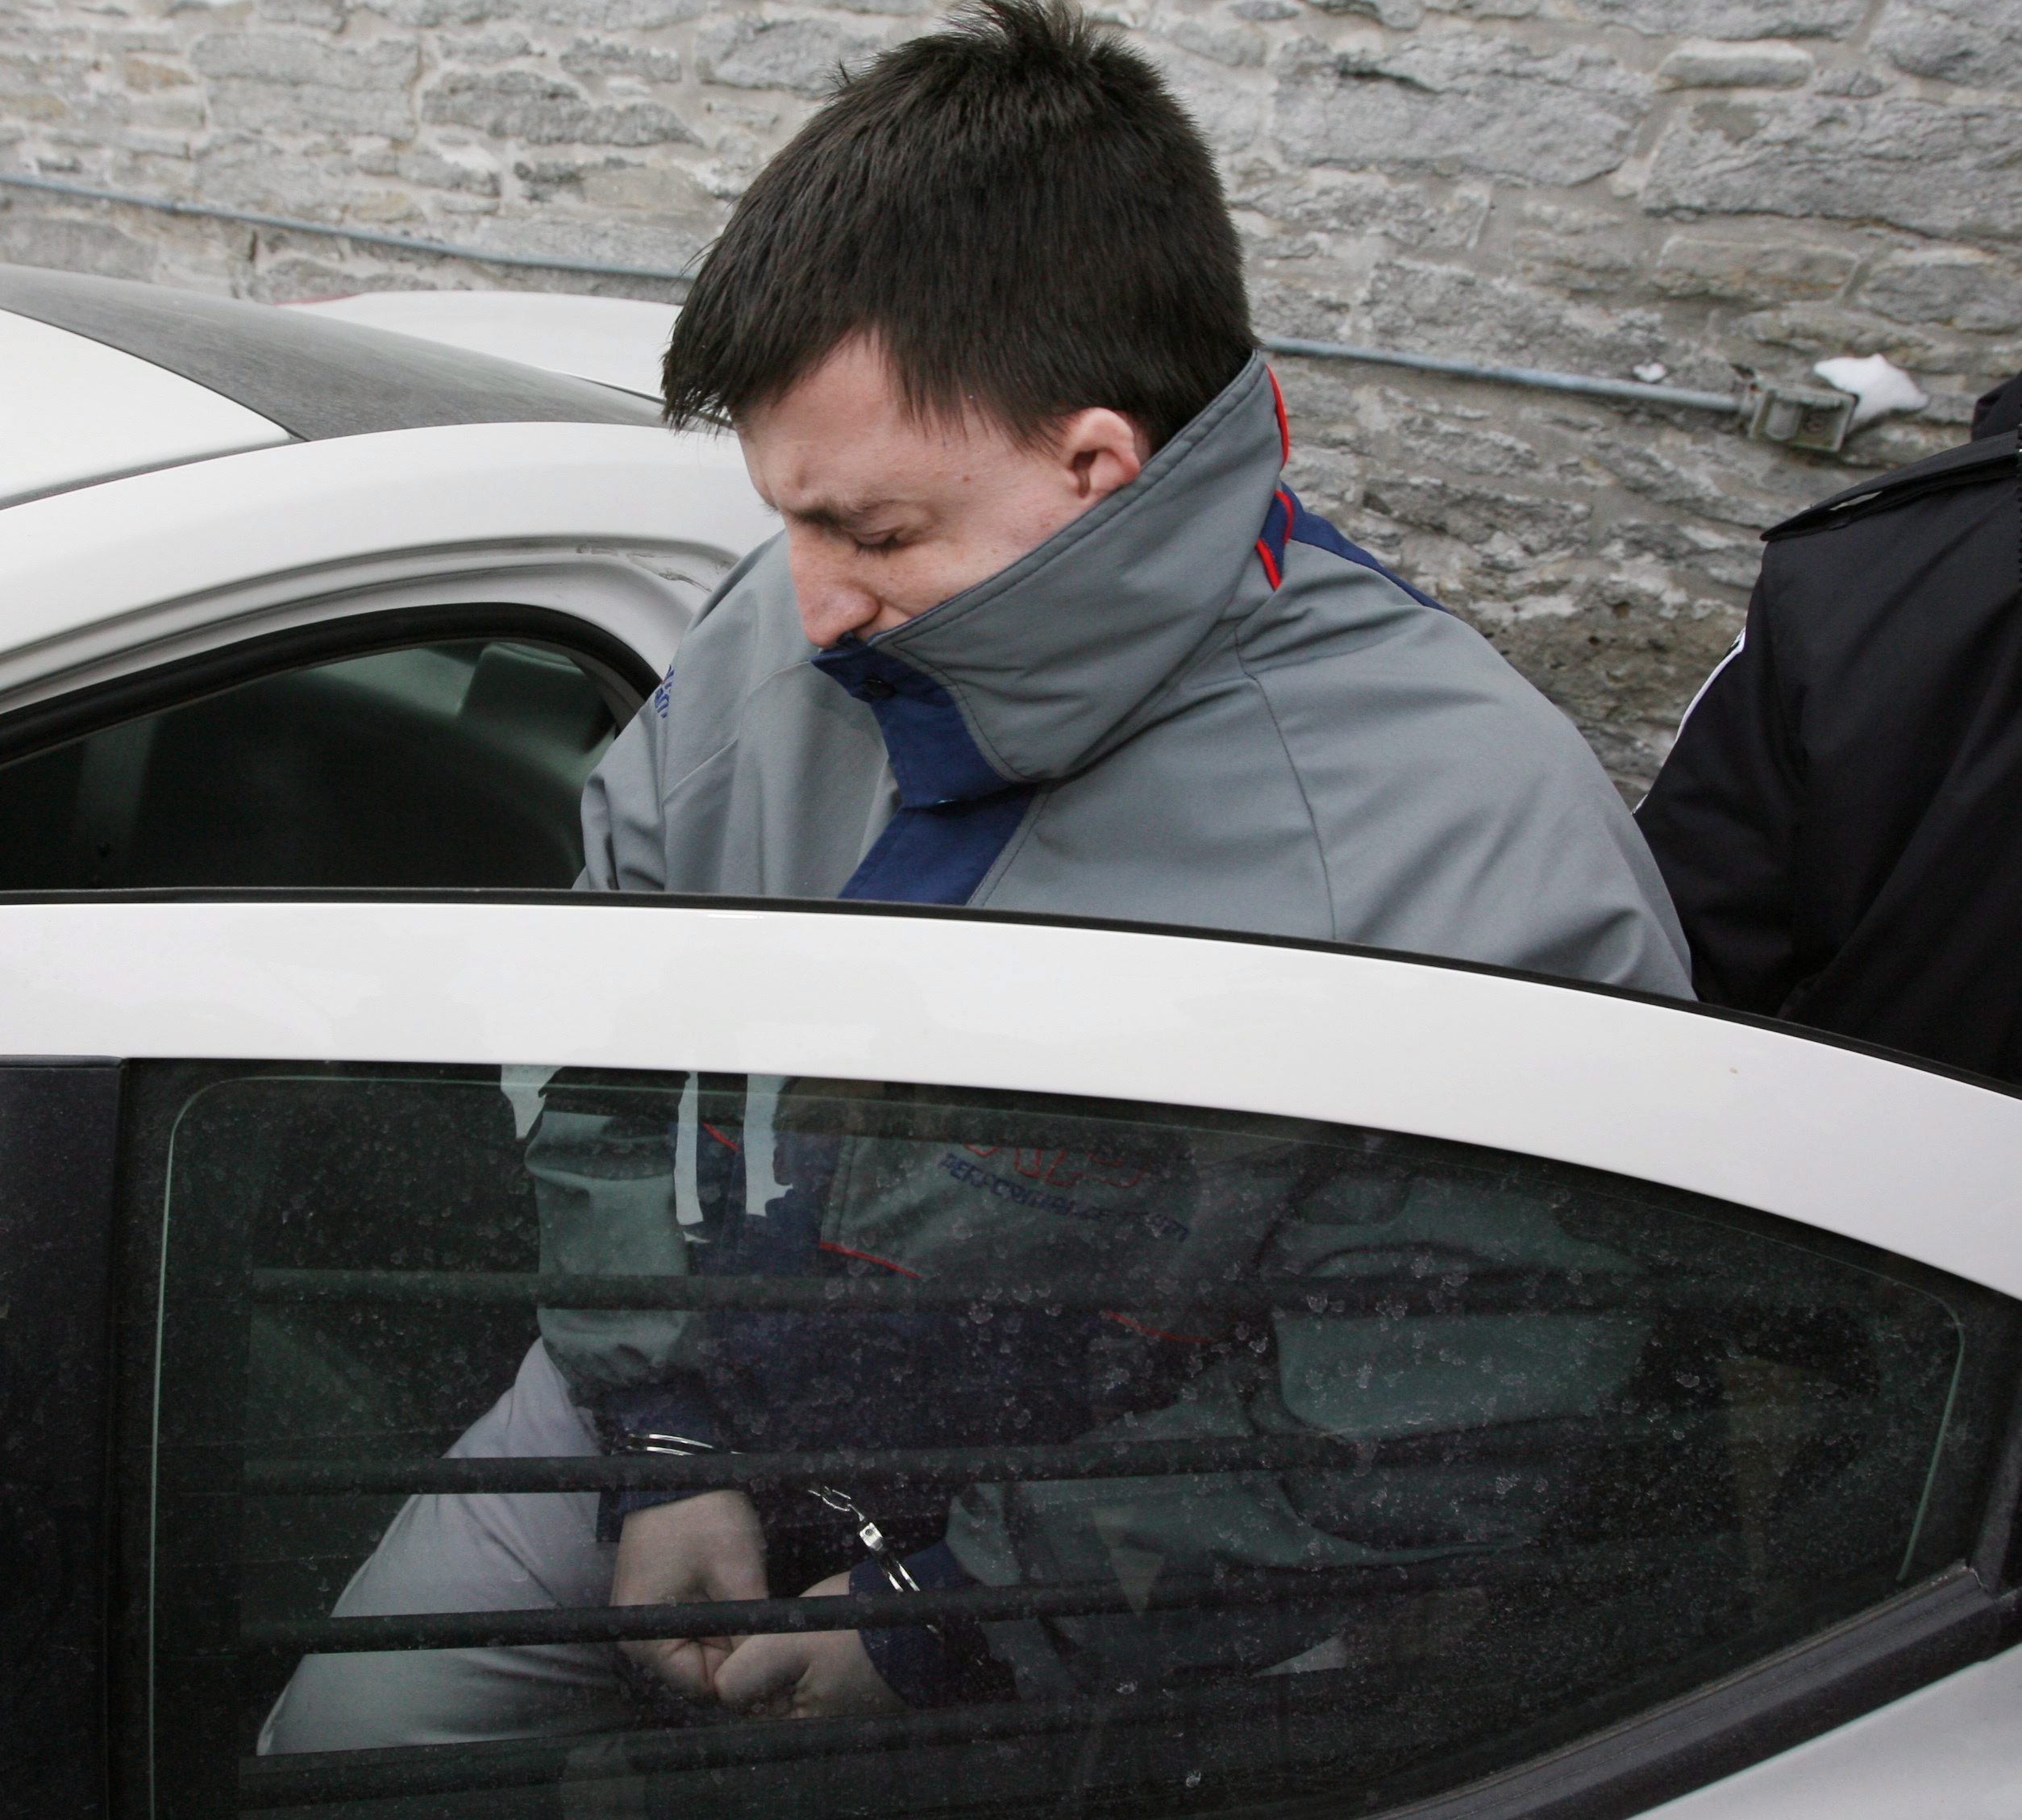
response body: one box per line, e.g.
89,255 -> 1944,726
117,1062 -> 2017,1818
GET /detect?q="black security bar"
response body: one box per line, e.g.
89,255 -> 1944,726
242,1551 -> 1553,1655
244,1413 -> 1658,1499
243,1264 -> 1753,1318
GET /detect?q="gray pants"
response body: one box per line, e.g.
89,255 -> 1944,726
260,1340 -> 630,1754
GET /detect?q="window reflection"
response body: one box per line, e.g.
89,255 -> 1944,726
131,1066 -> 2001,1817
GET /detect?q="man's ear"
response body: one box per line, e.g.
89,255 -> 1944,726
1052,408 -> 1149,505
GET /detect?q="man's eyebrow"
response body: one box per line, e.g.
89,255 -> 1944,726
784,496 -> 901,531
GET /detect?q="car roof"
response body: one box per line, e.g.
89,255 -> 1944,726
290,289 -> 672,399
0,264 -> 664,448
1,308 -> 294,509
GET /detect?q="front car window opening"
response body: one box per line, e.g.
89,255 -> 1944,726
123,1064 -> 2014,1818
0,636 -> 623,893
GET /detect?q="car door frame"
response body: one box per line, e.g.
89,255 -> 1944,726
0,1058 -> 124,1818
0,419 -> 774,716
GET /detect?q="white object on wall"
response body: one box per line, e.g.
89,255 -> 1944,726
1812,353 -> 1931,430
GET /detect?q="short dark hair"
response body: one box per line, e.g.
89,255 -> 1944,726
661,0 -> 1254,451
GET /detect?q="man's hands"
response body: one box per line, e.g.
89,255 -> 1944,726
613,1502 -> 904,1718
714,1572 -> 908,1719
612,1490 -> 769,1700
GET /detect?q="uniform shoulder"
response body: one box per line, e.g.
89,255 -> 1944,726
1766,428 -> 2018,544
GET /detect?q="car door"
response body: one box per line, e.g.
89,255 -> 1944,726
0,414 -> 773,891
2,893 -> 2018,1819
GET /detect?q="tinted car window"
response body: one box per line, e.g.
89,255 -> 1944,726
0,639 -> 625,891
120,1063 -> 2016,1818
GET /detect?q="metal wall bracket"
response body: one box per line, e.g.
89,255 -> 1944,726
1740,377 -> 1859,453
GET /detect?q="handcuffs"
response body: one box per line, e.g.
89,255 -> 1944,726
611,1427 -> 926,1597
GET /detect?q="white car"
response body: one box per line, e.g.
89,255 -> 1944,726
0,264 -> 772,896
1,269 -> 2017,1820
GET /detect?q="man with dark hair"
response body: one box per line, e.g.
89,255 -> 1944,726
264,0 -> 1688,1753
1637,370 -> 2022,1081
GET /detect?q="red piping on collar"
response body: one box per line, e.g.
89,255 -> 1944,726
1255,487 -> 1293,590
1265,365 -> 1290,467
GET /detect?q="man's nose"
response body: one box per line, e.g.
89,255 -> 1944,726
788,534 -> 884,649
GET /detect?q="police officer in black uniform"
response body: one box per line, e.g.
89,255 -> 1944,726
1637,372 -> 2022,1084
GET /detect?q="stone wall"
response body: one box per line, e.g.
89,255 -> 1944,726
4,0 -> 2018,792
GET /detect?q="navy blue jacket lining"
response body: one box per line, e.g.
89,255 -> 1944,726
1259,488 -> 1449,614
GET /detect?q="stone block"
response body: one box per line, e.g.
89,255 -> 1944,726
1603,519 -> 1762,592
256,0 -> 348,27
1512,202 -> 1647,296
123,52 -> 194,90
1305,0 -> 1425,27
440,31 -> 535,61
1425,0 -> 1544,16
1568,0 -> 1862,38
1743,304 -> 1967,373
1651,232 -> 1855,305
1658,40 -> 1813,88
580,160 -> 718,214
1583,430 -> 1806,529
1275,36 -> 1649,188
560,38 -> 683,85
1840,414 -> 1965,471
1359,258 -> 1675,379
1815,69 -> 1887,95
513,155 -> 615,202
697,15 -> 882,96
1645,95 -> 2022,245
376,146 -> 500,194
1228,161 -> 1490,251
1361,475 -> 1592,564
343,189 -> 422,223
192,31 -> 418,137
0,210 -> 158,280
1389,410 -> 1546,480
424,69 -> 699,145
1860,250 -> 2022,335
1156,17 -> 1264,68
460,210 -> 707,278
367,0 -> 703,24
194,133 -> 375,210
1876,0 -> 2022,92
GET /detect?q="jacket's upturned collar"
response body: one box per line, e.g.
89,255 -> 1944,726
813,355 -> 1283,806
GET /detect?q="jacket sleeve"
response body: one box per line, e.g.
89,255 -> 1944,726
1635,576 -> 1807,1014
929,1163 -> 1647,1700
526,1086 -> 726,1539
577,682 -> 673,893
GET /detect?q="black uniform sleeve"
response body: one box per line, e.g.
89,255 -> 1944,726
1635,578 -> 1807,1014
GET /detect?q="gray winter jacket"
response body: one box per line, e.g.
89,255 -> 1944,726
534,352 -> 1691,1701
576,354 -> 1691,984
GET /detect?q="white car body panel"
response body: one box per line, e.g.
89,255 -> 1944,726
0,419 -> 774,707
1644,1644 -> 2022,1819
0,309 -> 292,508
292,289 -> 675,400
0,897 -> 2018,1306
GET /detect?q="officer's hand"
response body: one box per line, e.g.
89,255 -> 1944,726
712,1572 -> 908,1719
611,1489 -> 768,1700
